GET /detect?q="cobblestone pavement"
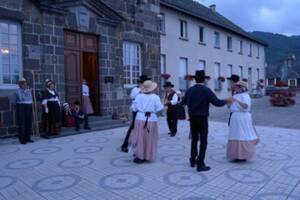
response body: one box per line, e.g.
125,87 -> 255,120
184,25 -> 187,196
1,119 -> 300,200
210,93 -> 300,129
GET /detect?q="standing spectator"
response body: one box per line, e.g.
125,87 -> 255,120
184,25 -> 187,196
15,78 -> 34,144
164,81 -> 178,137
82,80 -> 94,115
129,80 -> 164,163
42,80 -> 61,135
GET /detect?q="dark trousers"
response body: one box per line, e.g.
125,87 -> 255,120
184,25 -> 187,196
16,104 -> 33,143
190,117 -> 208,166
75,115 -> 89,129
122,111 -> 137,148
167,108 -> 177,134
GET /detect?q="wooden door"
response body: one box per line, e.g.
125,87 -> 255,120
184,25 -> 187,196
83,52 -> 100,114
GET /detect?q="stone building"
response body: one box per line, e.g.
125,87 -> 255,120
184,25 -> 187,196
0,0 -> 161,137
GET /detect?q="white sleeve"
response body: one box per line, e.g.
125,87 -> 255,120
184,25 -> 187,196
170,93 -> 178,105
155,96 -> 164,112
131,98 -> 138,112
130,88 -> 139,99
42,99 -> 47,105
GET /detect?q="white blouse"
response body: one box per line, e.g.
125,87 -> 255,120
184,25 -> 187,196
230,92 -> 251,112
130,86 -> 140,100
131,93 -> 164,121
82,84 -> 89,96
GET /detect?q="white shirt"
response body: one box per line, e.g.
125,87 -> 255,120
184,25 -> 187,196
230,92 -> 251,112
130,86 -> 140,100
82,84 -> 89,96
131,93 -> 164,121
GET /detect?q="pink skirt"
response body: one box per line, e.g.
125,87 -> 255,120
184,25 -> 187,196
82,96 -> 94,114
129,119 -> 158,161
227,140 -> 257,160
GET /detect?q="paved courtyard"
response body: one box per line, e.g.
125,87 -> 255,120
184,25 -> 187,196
1,118 -> 300,200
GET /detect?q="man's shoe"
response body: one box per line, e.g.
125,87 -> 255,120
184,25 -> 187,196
170,133 -> 176,137
168,132 -> 172,135
197,165 -> 211,172
133,158 -> 144,164
190,159 -> 196,168
27,139 -> 34,143
20,141 -> 27,145
121,146 -> 128,153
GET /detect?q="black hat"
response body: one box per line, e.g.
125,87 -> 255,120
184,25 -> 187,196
137,75 -> 151,83
194,70 -> 210,81
227,74 -> 240,83
163,81 -> 174,88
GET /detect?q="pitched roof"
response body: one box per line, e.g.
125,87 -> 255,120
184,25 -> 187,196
160,0 -> 268,46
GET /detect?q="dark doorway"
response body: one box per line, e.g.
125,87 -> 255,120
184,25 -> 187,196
82,52 -> 100,114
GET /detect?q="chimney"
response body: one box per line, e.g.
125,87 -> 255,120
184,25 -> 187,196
209,4 -> 216,12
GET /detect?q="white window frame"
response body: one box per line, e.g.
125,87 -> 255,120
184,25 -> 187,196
159,13 -> 165,34
227,36 -> 232,51
288,79 -> 297,87
160,54 -> 166,88
198,60 -> 206,71
179,20 -> 188,39
214,32 -> 220,48
0,19 -> 22,90
239,66 -> 243,78
123,41 -> 142,88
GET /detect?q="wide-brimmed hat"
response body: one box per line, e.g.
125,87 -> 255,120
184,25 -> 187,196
141,80 -> 157,93
137,75 -> 151,84
236,81 -> 248,88
194,70 -> 210,81
227,74 -> 240,83
18,77 -> 27,84
163,81 -> 174,88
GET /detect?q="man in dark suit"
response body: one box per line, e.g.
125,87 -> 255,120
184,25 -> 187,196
182,70 -> 233,172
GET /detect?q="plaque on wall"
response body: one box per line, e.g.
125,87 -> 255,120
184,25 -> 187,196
77,7 -> 90,30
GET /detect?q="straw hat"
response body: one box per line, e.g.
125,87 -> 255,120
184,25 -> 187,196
18,77 -> 26,83
141,80 -> 157,93
236,81 -> 248,88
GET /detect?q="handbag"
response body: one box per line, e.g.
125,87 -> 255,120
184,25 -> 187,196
176,104 -> 186,120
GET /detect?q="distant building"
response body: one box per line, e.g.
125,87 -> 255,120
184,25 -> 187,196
159,0 -> 267,97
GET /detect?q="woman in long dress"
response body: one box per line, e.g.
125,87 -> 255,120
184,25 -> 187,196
129,80 -> 164,164
227,81 -> 259,161
82,80 -> 94,114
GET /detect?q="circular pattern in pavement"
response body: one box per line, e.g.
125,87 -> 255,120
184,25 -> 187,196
0,176 -> 17,190
6,158 -> 44,170
224,168 -> 269,184
160,155 -> 187,166
100,173 -> 143,190
58,158 -> 94,169
164,171 -> 208,187
31,146 -> 62,155
48,138 -> 74,144
73,146 -> 103,154
110,156 -> 135,167
257,151 -> 291,161
178,197 -> 215,200
0,147 -> 20,154
32,174 -> 80,192
282,165 -> 300,179
159,144 -> 186,151
276,140 -> 300,147
209,153 -> 227,163
252,193 -> 300,200
85,137 -> 109,144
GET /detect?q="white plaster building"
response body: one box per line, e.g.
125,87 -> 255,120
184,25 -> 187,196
159,0 -> 267,97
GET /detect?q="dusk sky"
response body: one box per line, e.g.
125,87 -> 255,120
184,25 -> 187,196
195,0 -> 300,36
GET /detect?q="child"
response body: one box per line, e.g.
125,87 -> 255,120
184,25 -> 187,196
73,101 -> 91,131
62,103 -> 75,127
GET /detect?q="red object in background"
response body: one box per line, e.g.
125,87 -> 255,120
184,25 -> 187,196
184,74 -> 194,81
218,76 -> 225,82
274,81 -> 288,87
161,73 -> 171,80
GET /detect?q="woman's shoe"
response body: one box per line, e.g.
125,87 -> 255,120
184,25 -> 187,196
133,158 -> 144,164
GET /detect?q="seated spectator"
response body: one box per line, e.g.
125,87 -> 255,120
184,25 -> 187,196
62,103 -> 75,127
73,101 -> 91,131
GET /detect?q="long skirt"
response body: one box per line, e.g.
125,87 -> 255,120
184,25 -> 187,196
47,101 -> 61,134
227,112 -> 258,160
129,119 -> 158,161
82,96 -> 94,114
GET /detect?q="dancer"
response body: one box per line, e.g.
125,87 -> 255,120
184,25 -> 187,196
164,81 -> 178,137
82,80 -> 94,115
121,75 -> 151,152
227,81 -> 259,162
182,70 -> 233,172
227,74 -> 240,126
15,78 -> 34,144
129,80 -> 163,163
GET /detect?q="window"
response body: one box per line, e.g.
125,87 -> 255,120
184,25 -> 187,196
179,58 -> 188,91
0,20 -> 22,87
227,36 -> 232,51
214,32 -> 220,48
227,64 -> 233,89
248,68 -> 252,90
214,62 -> 221,91
268,78 -> 275,86
199,26 -> 204,43
160,54 -> 166,88
239,66 -> 243,78
249,43 -> 252,57
179,20 -> 188,39
257,46 -> 260,58
123,42 -> 141,87
256,68 -> 260,81
198,60 -> 206,71
159,13 -> 165,34
288,79 -> 297,87
239,40 -> 243,54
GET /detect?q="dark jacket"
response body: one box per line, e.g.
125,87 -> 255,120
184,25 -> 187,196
182,84 -> 226,117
